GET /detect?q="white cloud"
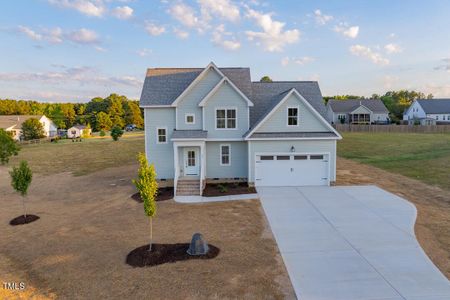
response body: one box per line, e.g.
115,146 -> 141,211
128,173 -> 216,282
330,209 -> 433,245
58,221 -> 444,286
349,44 -> 389,65
173,27 -> 189,39
314,9 -> 333,25
17,26 -> 43,41
168,2 -> 207,32
48,0 -> 106,17
136,48 -> 152,57
434,58 -> 450,72
384,43 -> 403,54
281,56 -> 314,66
198,0 -> 240,22
145,23 -> 165,36
66,28 -> 99,44
245,8 -> 300,52
111,5 -> 133,19
334,22 -> 359,39
211,24 -> 240,51
16,25 -> 99,46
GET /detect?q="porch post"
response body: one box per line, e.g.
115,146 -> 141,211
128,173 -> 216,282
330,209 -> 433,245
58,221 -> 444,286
173,142 -> 179,195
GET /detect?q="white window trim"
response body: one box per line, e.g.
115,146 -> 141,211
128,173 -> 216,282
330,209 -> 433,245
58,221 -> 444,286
156,127 -> 168,144
215,107 -> 238,130
220,144 -> 231,166
185,113 -> 195,125
287,106 -> 300,127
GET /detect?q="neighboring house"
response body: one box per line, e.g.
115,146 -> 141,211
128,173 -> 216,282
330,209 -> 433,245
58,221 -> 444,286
139,62 -> 341,196
326,99 -> 390,124
0,115 -> 57,140
403,99 -> 450,124
67,125 -> 91,138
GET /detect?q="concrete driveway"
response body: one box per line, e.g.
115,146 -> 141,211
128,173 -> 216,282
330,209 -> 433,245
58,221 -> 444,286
258,185 -> 450,300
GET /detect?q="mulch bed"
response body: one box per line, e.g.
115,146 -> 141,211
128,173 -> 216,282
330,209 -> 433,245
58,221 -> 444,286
131,187 -> 174,203
9,215 -> 40,226
126,243 -> 220,267
202,183 -> 256,197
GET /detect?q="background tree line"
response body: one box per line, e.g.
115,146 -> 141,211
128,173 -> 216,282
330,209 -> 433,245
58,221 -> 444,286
0,94 -> 143,132
324,90 -> 434,123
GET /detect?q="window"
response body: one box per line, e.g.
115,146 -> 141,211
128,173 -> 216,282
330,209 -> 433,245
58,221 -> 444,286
436,116 -> 439,120
220,144 -> 230,166
276,156 -> 290,160
448,115 -> 450,121
294,155 -> 307,160
260,155 -> 274,160
310,155 -> 324,160
185,114 -> 195,124
216,108 -> 237,129
287,107 -> 299,126
156,127 -> 167,144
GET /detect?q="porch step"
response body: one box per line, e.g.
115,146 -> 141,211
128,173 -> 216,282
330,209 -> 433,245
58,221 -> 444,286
176,179 -> 201,196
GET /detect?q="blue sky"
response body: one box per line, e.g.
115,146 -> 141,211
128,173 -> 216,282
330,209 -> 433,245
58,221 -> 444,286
1,0 -> 449,102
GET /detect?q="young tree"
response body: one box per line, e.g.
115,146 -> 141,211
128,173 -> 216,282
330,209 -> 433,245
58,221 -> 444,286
96,111 -> 113,131
0,129 -> 20,164
10,161 -> 33,220
110,125 -> 124,141
133,153 -> 158,251
82,123 -> 91,138
21,118 -> 45,140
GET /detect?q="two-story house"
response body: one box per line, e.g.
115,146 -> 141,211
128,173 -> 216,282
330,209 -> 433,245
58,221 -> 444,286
403,99 -> 450,125
139,62 -> 341,196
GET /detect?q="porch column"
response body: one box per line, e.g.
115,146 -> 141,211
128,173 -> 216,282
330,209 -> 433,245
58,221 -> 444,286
173,142 -> 179,193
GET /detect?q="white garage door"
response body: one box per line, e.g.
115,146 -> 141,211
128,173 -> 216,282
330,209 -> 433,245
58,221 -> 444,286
255,153 -> 329,187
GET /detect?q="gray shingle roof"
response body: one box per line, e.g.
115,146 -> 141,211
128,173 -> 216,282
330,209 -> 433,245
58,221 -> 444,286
248,132 -> 338,139
327,99 -> 389,113
417,99 -> 450,114
171,130 -> 208,139
249,82 -> 327,129
140,67 -> 251,106
0,115 -> 44,129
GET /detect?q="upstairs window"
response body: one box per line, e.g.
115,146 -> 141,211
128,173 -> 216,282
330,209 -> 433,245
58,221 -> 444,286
216,108 -> 237,129
287,107 -> 299,126
156,127 -> 167,144
185,113 -> 195,124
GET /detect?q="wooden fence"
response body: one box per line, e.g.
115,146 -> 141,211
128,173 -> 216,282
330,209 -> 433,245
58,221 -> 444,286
334,124 -> 450,133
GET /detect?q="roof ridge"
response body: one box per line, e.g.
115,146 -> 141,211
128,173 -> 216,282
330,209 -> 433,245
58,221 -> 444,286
252,81 -> 317,83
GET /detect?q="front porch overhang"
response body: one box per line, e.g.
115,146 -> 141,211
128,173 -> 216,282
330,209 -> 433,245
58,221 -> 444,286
173,140 -> 206,196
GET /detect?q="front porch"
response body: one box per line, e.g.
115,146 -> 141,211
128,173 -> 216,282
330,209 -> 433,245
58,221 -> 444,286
173,141 -> 206,196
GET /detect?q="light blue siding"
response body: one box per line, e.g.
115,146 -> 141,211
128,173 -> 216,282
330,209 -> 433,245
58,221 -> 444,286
256,93 -> 329,132
248,140 -> 336,183
205,141 -> 248,178
176,68 -> 222,130
203,82 -> 250,139
144,108 -> 175,179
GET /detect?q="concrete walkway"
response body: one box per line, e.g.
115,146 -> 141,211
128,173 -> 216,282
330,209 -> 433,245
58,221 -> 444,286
258,185 -> 450,300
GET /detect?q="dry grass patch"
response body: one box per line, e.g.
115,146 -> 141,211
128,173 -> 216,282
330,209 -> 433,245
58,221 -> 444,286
0,164 -> 294,299
336,157 -> 450,279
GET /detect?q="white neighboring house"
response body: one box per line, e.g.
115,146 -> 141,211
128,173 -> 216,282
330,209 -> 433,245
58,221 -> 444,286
67,125 -> 91,138
326,99 -> 390,124
403,99 -> 450,125
0,115 -> 57,140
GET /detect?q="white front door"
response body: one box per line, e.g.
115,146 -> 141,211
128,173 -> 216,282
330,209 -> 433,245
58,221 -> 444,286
183,147 -> 199,176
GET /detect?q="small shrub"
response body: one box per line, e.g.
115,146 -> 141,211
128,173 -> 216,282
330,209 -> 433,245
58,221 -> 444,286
99,130 -> 106,137
218,184 -> 228,193
110,126 -> 124,141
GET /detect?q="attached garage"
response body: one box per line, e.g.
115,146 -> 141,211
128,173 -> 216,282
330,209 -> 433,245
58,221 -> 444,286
255,153 -> 329,187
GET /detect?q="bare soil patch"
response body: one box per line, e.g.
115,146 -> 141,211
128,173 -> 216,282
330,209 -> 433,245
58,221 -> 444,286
336,157 -> 450,279
126,243 -> 220,267
131,187 -> 173,203
9,214 -> 40,226
0,164 -> 294,299
203,182 -> 256,197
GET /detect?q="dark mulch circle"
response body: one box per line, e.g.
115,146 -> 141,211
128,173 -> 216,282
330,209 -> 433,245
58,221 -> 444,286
126,243 -> 220,267
9,215 -> 40,226
131,187 -> 173,203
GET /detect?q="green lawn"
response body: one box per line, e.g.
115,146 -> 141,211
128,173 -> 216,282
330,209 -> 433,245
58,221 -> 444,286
338,132 -> 450,190
8,132 -> 145,176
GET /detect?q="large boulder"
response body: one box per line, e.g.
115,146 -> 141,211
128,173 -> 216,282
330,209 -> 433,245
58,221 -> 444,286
187,233 -> 209,256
